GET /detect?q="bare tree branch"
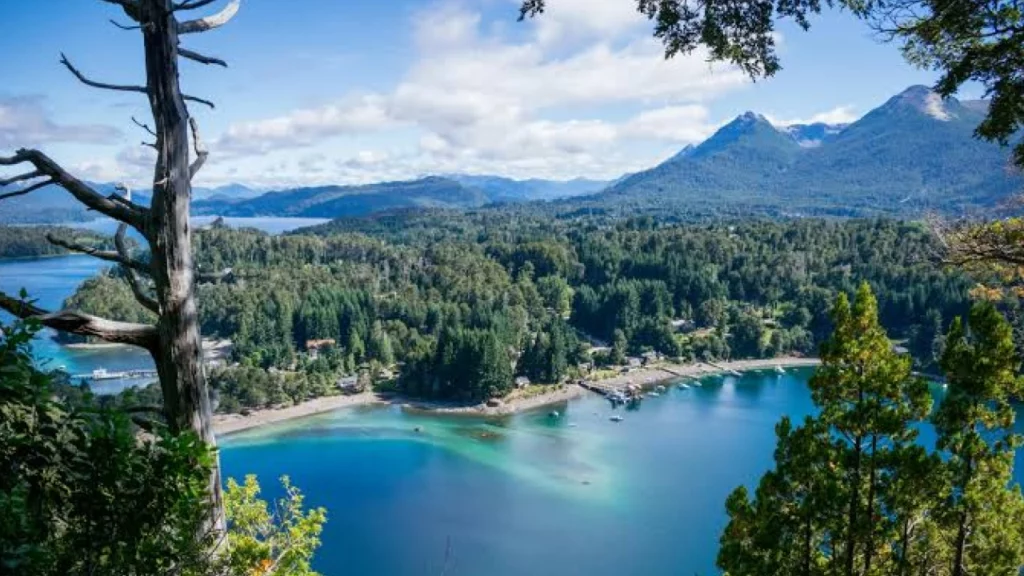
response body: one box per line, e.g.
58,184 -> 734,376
60,53 -> 147,95
100,0 -> 142,22
60,53 -> 215,109
0,170 -> 42,187
0,149 -> 147,227
0,179 -> 55,202
174,0 -> 219,11
188,117 -> 208,180
0,292 -> 157,349
142,141 -> 158,149
179,47 -> 228,67
177,0 -> 241,34
184,94 -> 217,109
132,116 -> 157,137
115,215 -> 160,314
109,18 -> 142,30
44,233 -> 150,274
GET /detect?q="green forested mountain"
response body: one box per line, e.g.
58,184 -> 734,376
583,86 -> 1020,218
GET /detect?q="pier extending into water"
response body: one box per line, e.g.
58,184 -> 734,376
71,369 -> 159,382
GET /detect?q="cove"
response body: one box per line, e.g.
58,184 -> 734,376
220,368 -> 1024,576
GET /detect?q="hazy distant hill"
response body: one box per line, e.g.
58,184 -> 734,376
193,176 -> 490,218
589,85 -> 1020,217
0,182 -> 255,224
448,175 -> 609,202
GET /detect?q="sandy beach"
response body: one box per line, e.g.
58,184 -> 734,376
212,356 -> 821,437
399,384 -> 585,417
590,357 -> 821,390
213,391 -> 386,436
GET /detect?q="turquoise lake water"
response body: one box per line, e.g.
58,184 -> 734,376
218,371 -> 1024,576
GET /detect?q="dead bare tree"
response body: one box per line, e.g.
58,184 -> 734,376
0,0 -> 241,534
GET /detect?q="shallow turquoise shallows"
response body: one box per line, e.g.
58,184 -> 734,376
220,370 -> 1024,576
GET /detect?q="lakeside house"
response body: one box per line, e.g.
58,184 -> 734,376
337,375 -> 361,393
515,376 -> 531,388
641,351 -> 661,365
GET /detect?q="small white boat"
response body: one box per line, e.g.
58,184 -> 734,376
648,392 -> 660,398
549,410 -> 560,418
655,385 -> 666,392
775,365 -> 785,374
610,415 -> 624,422
677,383 -> 689,390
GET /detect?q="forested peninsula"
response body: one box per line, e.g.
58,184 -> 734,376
0,226 -> 117,260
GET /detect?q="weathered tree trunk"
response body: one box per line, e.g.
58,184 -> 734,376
0,0 -> 239,542
140,0 -> 224,531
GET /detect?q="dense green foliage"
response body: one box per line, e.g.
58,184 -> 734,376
63,216 -> 971,405
0,226 -> 116,259
0,319 -> 216,576
0,318 -> 327,576
223,475 -> 327,576
717,286 -> 1024,575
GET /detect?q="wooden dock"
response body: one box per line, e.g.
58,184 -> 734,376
579,380 -> 623,398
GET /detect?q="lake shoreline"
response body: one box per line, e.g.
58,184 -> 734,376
213,356 -> 821,437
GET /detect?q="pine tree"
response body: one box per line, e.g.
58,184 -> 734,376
611,329 -> 628,364
935,303 -> 1024,576
810,282 -> 931,576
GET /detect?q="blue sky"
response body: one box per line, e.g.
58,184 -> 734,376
0,0 -> 947,188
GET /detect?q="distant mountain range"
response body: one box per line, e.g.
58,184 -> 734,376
587,85 -> 1020,217
0,174 -> 609,224
2,85 -> 1018,224
191,175 -> 610,218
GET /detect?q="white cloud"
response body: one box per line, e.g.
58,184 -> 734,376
523,0 -> 647,46
764,105 -> 860,127
205,1 -> 749,184
621,105 -> 713,142
0,95 -> 121,149
214,95 -> 395,156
